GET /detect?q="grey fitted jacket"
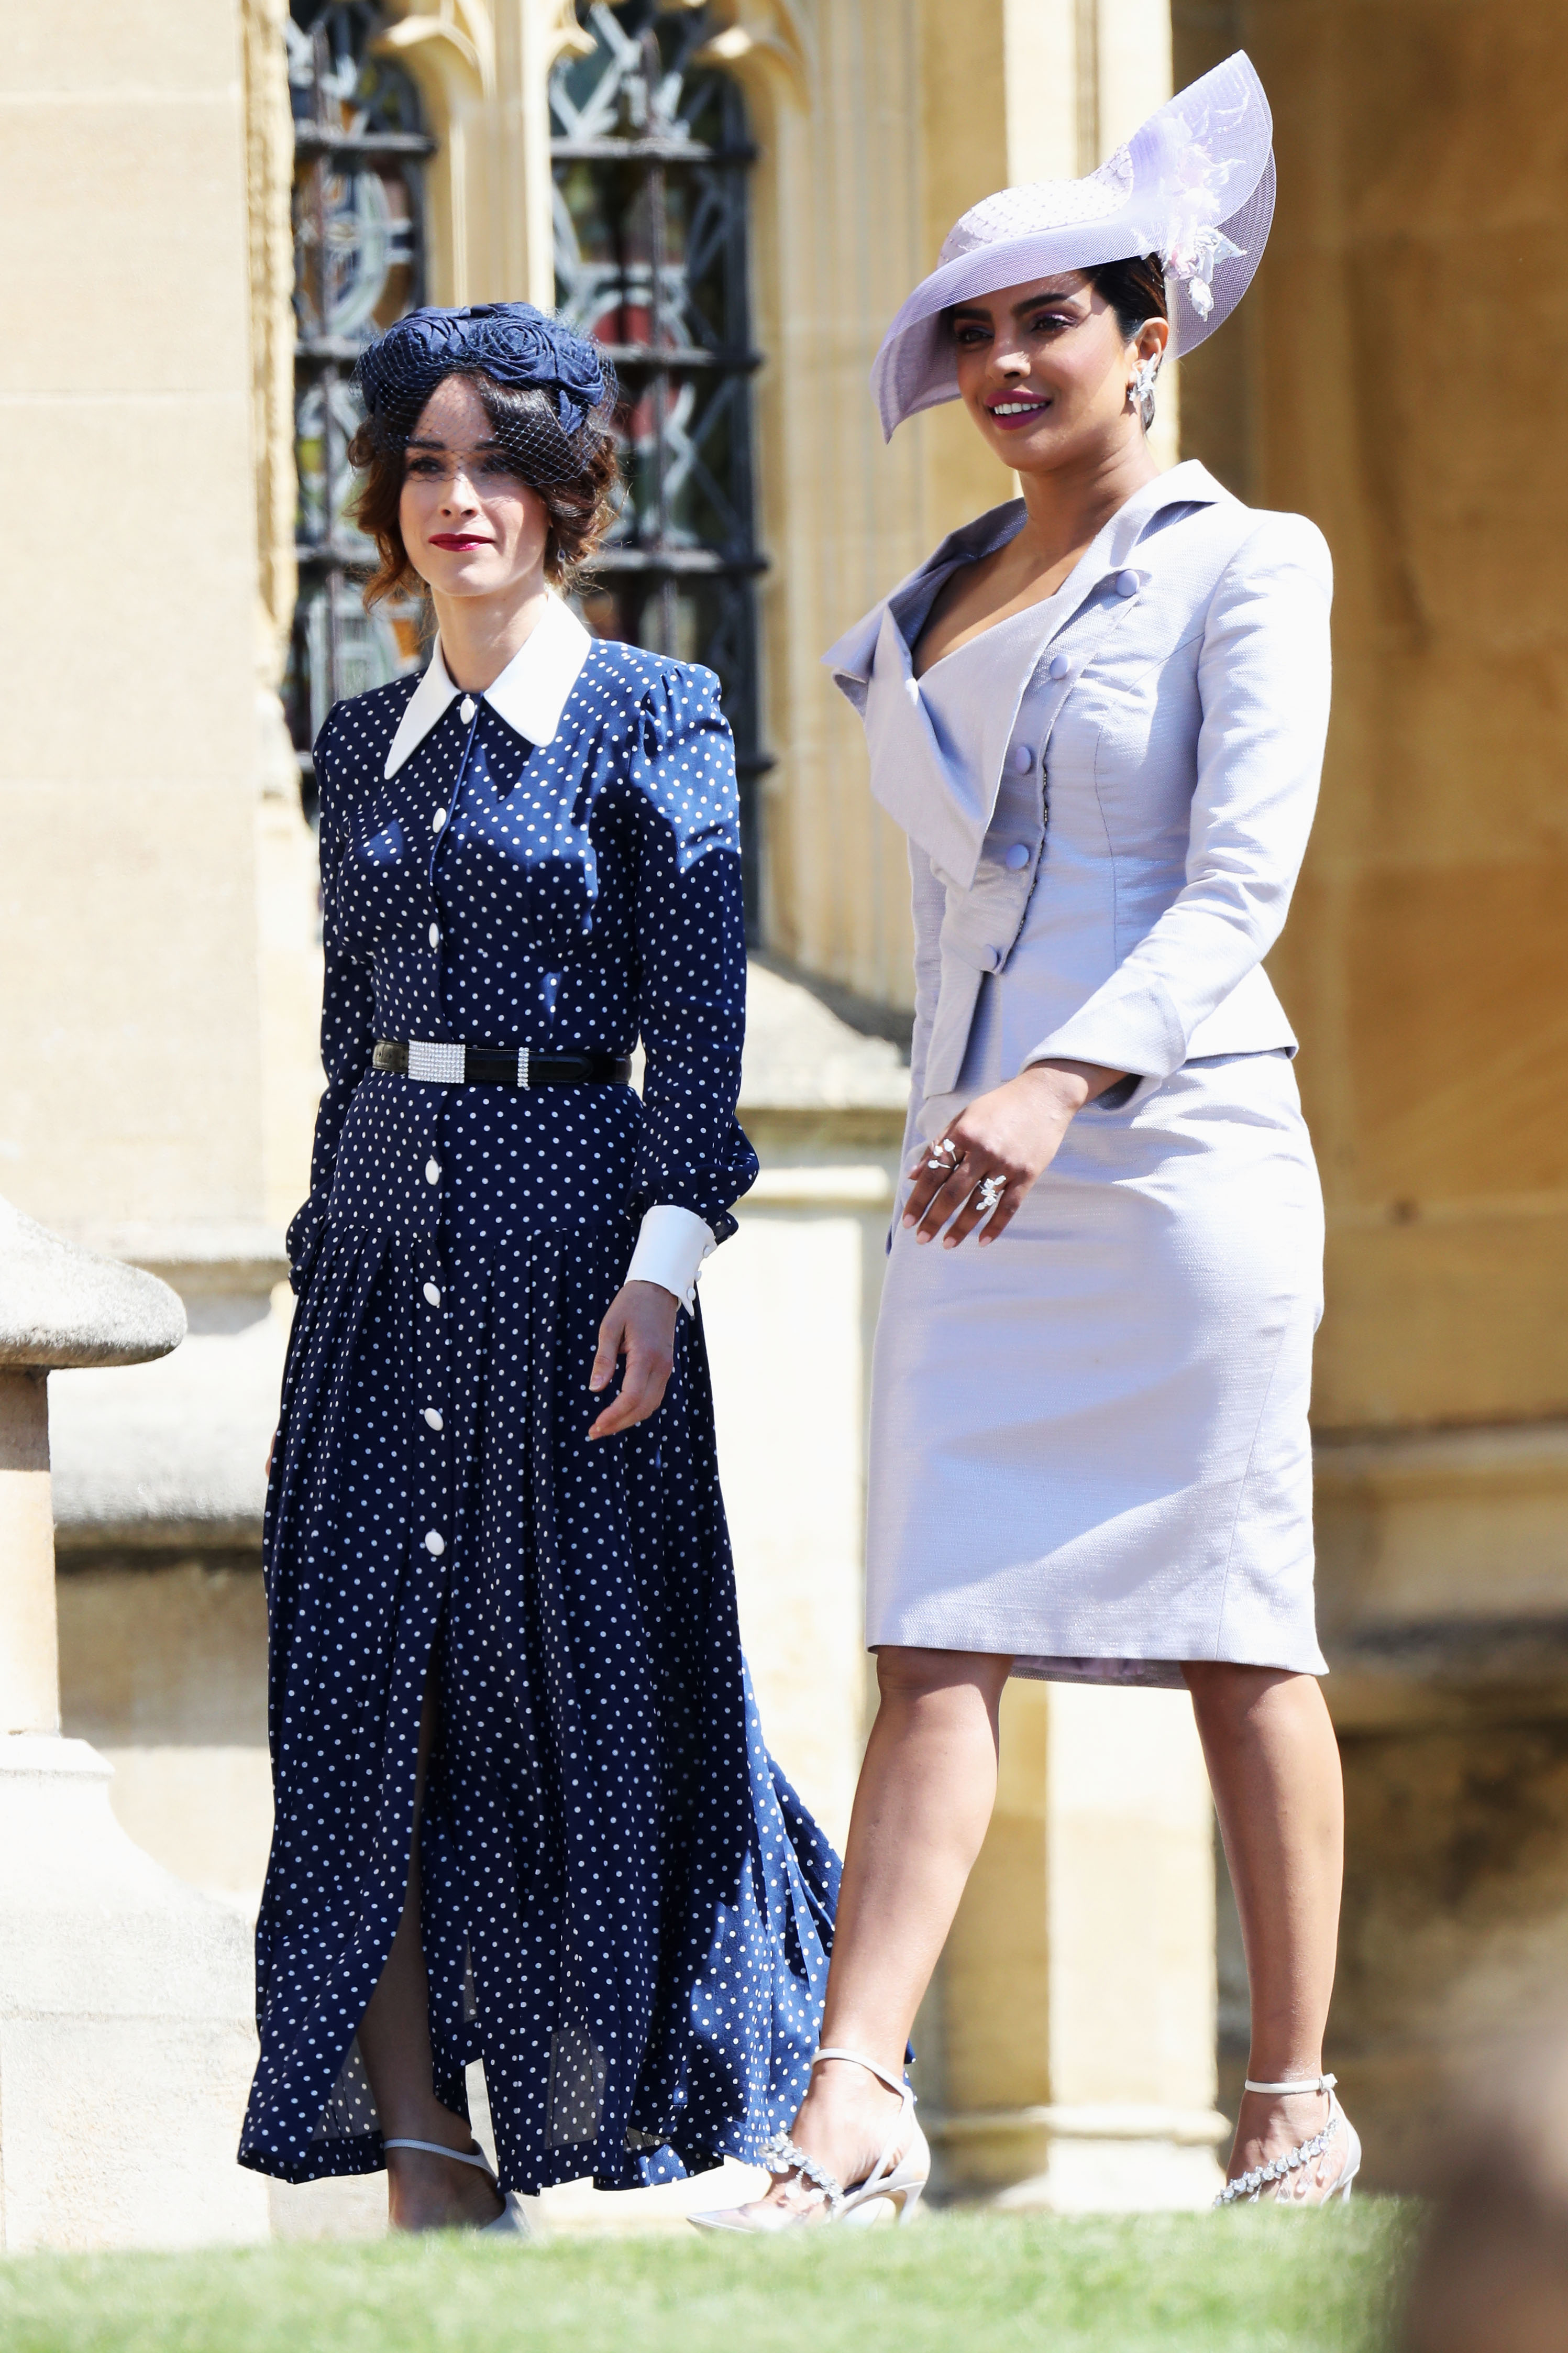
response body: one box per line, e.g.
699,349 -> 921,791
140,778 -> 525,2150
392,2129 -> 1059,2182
824,460 -> 1333,1131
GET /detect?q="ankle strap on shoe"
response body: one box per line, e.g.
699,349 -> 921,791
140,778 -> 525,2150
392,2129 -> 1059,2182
810,2047 -> 914,2106
383,2136 -> 499,2184
1243,2073 -> 1336,2097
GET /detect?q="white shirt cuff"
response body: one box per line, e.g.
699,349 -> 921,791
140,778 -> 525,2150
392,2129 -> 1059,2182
625,1204 -> 717,1312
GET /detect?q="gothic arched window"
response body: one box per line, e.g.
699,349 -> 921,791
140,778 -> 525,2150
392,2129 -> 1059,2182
551,2 -> 767,925
286,2 -> 434,812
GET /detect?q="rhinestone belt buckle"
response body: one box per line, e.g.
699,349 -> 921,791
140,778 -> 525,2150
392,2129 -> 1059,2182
516,1047 -> 532,1088
407,1039 -> 466,1085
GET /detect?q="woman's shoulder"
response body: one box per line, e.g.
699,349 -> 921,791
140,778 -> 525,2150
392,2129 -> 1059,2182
578,645 -> 737,843
577,640 -> 728,747
582,636 -> 722,706
1215,500 -> 1333,588
313,674 -> 420,804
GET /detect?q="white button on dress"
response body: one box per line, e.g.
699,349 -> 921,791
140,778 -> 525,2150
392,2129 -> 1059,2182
424,1530 -> 445,1557
422,1281 -> 441,1307
429,922 -> 441,949
1117,569 -> 1139,597
1004,842 -> 1031,871
426,1159 -> 441,1185
1012,744 -> 1033,774
459,695 -> 477,724
433,807 -> 447,831
424,1407 -> 443,1432
1049,652 -> 1071,679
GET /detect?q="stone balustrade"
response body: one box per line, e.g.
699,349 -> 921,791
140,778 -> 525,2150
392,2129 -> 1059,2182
0,1197 -> 266,2253
0,1197 -> 185,1738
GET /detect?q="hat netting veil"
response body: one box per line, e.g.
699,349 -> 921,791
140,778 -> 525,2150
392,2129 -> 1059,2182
355,302 -> 619,487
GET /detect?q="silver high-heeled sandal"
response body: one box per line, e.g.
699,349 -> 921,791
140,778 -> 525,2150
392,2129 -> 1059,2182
1212,2073 -> 1362,2207
690,2046 -> 930,2233
382,2136 -> 532,2235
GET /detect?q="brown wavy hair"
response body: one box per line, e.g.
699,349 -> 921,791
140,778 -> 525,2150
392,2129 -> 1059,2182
348,370 -> 621,608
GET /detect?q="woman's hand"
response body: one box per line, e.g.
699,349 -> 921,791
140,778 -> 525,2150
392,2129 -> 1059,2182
589,1280 -> 680,1438
901,1059 -> 1128,1248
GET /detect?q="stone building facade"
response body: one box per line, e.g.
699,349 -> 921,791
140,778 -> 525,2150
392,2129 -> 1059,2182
1172,0 -> 1568,2180
1,0 -> 1560,2233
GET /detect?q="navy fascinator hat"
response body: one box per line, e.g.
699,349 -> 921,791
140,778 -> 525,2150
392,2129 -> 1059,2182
355,303 -> 617,484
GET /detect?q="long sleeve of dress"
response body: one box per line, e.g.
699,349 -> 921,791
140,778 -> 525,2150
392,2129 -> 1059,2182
1023,513 -> 1333,1080
285,716 -> 376,1294
626,665 -> 759,1241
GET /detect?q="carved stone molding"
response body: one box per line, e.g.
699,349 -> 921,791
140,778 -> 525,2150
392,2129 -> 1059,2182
379,0 -> 499,100
538,0 -> 595,67
697,0 -> 814,105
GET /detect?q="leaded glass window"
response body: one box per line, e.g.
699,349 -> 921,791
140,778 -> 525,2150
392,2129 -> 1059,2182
551,2 -> 768,924
286,2 -> 434,813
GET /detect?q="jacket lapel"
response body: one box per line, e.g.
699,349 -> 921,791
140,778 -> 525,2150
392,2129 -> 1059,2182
861,606 -> 993,886
833,463 -> 1233,897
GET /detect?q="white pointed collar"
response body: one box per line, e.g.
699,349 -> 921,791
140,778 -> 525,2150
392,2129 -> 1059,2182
383,593 -> 593,778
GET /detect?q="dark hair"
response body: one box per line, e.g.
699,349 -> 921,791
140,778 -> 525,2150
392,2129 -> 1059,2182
1088,252 -> 1168,339
348,370 -> 621,608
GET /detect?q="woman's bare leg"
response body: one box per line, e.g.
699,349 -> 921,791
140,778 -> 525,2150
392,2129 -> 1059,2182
357,1684 -> 502,2230
1184,1663 -> 1347,2199
756,1645 -> 1012,2211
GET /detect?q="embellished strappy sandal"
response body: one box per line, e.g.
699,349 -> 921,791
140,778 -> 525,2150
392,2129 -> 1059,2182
690,2047 -> 930,2232
382,2136 -> 533,2236
1213,2073 -> 1362,2207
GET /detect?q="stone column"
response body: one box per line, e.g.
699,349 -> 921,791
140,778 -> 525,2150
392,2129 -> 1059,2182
0,1369 -> 58,1740
702,961 -> 914,1849
0,1200 -> 268,2253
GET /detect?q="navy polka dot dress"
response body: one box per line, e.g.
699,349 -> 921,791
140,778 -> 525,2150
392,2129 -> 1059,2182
238,625 -> 839,2197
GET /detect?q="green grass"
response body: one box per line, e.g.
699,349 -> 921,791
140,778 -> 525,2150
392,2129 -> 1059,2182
0,2204 -> 1419,2353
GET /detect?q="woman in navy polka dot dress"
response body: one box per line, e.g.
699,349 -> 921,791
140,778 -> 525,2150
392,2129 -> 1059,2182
238,305 -> 837,2231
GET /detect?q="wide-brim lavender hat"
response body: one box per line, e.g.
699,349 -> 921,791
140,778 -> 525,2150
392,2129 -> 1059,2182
871,51 -> 1274,442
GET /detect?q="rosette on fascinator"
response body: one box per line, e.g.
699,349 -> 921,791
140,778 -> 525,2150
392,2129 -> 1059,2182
355,302 -> 619,484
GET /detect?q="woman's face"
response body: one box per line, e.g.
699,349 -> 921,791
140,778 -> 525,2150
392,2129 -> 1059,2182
949,273 -> 1168,476
398,375 -> 550,601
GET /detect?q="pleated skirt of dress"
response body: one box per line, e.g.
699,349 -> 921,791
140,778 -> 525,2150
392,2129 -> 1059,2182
239,1083 -> 836,2195
867,1050 -> 1327,1686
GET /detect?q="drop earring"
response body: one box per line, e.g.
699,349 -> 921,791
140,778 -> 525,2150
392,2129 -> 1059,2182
1128,353 -> 1161,431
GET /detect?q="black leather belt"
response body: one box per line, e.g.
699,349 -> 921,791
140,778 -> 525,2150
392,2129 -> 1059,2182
373,1040 -> 633,1088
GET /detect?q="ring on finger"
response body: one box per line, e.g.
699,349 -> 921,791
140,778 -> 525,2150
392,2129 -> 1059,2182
926,1138 -> 962,1172
974,1173 -> 1007,1213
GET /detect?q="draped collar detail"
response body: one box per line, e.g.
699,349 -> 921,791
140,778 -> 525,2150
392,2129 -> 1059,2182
824,461 -> 1232,888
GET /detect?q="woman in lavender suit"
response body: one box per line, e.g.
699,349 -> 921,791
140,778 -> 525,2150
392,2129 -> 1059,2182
697,54 -> 1357,2231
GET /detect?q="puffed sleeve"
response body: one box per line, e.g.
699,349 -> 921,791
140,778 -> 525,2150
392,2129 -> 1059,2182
284,712 -> 376,1294
1022,512 -> 1333,1080
623,664 -> 758,1277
